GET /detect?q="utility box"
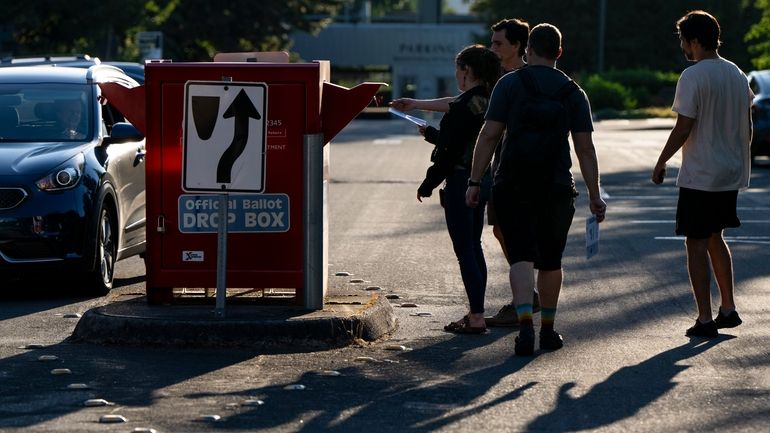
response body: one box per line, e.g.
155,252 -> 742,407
100,59 -> 382,308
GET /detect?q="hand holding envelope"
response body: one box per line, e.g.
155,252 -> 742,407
388,107 -> 427,127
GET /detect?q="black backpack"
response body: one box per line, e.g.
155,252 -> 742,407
509,67 -> 578,184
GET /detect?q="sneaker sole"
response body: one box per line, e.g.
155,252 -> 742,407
685,329 -> 718,338
686,332 -> 718,338
514,335 -> 535,356
540,342 -> 563,350
715,320 -> 742,329
514,346 -> 534,356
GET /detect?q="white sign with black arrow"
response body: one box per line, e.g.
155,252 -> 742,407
183,81 -> 268,193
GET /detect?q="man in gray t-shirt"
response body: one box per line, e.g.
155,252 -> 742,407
466,23 -> 606,356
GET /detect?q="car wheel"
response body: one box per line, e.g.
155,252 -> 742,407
86,207 -> 117,295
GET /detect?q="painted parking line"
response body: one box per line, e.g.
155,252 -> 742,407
631,220 -> 770,224
372,138 -> 404,145
655,236 -> 770,245
613,206 -> 770,211
602,195 -> 679,200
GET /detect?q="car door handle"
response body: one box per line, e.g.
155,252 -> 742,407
134,149 -> 146,166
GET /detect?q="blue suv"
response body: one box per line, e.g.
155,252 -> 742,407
0,65 -> 146,294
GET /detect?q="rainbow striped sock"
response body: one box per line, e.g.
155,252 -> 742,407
516,304 -> 533,327
541,307 -> 557,331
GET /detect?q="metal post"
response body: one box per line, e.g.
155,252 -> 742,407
214,188 -> 228,317
213,75 -> 233,318
303,133 -> 325,309
598,0 -> 607,73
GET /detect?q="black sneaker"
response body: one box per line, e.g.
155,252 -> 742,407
714,309 -> 742,328
485,304 -> 519,327
685,320 -> 718,338
539,329 -> 564,350
514,327 -> 535,356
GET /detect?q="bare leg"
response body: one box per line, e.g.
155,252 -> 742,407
536,268 -> 562,309
685,237 -> 713,323
492,224 -> 509,262
707,231 -> 736,312
510,261 -> 535,306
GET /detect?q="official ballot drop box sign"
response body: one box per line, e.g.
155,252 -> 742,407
143,62 -> 331,308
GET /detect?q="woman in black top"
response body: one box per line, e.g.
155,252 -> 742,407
416,45 -> 501,333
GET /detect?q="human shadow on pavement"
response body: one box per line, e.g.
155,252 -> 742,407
193,331 -> 534,432
523,336 -> 732,432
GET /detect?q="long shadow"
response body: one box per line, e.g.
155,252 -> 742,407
524,336 -> 733,432
192,331 -> 535,432
0,277 -> 93,321
0,294 -> 518,431
1,160 -> 765,431
0,272 -> 143,321
0,342 -> 257,429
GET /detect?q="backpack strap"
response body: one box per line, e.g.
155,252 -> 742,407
554,79 -> 579,101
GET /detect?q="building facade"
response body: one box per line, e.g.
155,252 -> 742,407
291,1 -> 485,101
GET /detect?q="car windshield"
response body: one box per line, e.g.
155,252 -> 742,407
0,83 -> 93,142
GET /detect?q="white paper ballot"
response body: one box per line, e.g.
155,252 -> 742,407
388,107 -> 428,127
586,215 -> 599,259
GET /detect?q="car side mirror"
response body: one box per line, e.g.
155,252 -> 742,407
105,122 -> 144,144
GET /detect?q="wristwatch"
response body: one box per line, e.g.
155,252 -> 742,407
467,178 -> 481,187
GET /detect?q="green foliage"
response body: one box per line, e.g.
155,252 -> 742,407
472,0 -> 761,74
0,0 -> 348,61
1,1 -> 146,59
369,0 -> 418,17
745,0 -> 770,69
598,69 -> 678,107
579,68 -> 678,112
593,106 -> 676,120
582,75 -> 636,111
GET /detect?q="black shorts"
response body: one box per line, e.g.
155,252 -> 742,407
676,187 -> 740,239
493,182 -> 576,270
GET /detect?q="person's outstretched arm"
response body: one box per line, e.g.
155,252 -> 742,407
390,97 -> 454,113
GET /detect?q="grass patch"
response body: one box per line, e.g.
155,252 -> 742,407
594,106 -> 675,120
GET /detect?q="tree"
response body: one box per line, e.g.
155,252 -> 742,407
1,0 -> 145,59
745,0 -> 770,69
0,0 -> 348,61
134,0 -> 349,61
471,0 -> 759,74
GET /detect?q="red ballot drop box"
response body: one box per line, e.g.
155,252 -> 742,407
100,59 -> 382,308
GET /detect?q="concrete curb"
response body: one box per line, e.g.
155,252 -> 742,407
70,293 -> 396,349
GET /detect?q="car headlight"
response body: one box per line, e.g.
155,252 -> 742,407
36,153 -> 85,191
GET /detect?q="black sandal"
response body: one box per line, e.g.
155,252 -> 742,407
443,315 -> 469,332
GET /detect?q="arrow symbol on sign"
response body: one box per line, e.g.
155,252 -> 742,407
217,89 -> 261,184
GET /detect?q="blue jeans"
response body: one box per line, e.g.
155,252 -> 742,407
443,169 -> 490,314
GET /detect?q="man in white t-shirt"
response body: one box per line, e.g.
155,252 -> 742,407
652,10 -> 752,338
